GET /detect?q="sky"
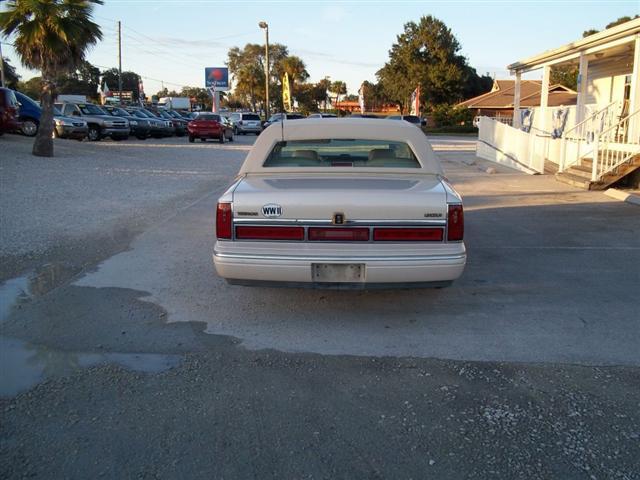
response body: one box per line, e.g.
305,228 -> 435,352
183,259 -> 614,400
2,0 -> 638,96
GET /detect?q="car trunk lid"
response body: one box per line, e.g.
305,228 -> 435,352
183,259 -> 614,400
232,174 -> 447,222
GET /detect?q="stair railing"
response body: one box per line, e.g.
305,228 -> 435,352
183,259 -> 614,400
559,101 -> 618,172
591,108 -> 640,182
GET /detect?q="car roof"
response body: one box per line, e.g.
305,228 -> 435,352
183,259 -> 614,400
238,118 -> 441,175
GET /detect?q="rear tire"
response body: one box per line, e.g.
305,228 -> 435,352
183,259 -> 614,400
188,135 -> 194,143
200,138 -> 206,142
219,133 -> 225,144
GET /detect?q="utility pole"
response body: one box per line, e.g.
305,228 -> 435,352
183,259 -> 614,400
259,21 -> 269,119
0,42 -> 6,88
118,21 -> 123,105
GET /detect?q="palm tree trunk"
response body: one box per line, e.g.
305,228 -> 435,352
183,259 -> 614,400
33,76 -> 55,157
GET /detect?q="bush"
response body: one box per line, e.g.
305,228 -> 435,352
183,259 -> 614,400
430,104 -> 473,127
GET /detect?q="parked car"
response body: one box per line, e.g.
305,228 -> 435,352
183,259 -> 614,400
126,107 -> 166,138
137,107 -> 174,137
228,112 -> 262,135
152,108 -> 187,136
56,102 -> 130,141
52,106 -> 88,140
101,105 -> 150,140
0,87 -> 20,136
213,118 -> 466,288
350,114 -> 382,119
263,112 -> 305,128
13,90 -> 41,136
385,114 -> 426,126
187,113 -> 232,143
221,116 -> 235,141
307,113 -> 337,119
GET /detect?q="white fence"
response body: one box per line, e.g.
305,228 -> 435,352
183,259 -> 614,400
477,117 -> 549,174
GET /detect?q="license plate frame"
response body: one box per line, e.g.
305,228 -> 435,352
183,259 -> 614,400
312,263 -> 365,283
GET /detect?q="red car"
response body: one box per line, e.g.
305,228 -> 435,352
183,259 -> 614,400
0,87 -> 20,136
187,113 -> 233,143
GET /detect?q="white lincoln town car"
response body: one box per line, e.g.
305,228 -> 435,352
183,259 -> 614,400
213,118 -> 466,288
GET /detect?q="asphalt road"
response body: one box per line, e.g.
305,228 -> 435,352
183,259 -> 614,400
1,132 -> 639,479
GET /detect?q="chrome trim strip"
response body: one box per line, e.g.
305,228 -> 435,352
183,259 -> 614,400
233,218 -> 447,226
214,251 -> 466,263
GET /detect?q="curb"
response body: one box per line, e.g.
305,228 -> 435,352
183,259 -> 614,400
604,188 -> 640,206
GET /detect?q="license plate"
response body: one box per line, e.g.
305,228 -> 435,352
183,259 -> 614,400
312,263 -> 365,282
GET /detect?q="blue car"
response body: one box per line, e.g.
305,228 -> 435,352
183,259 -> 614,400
14,91 -> 41,136
13,91 -> 87,140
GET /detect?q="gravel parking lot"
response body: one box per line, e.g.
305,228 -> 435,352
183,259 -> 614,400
1,133 -> 639,479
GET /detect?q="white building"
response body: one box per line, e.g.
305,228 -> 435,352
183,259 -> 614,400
477,18 -> 640,189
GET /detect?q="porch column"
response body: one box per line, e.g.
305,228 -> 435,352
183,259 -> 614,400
628,34 -> 640,142
512,70 -> 522,128
539,65 -> 550,133
576,53 -> 589,123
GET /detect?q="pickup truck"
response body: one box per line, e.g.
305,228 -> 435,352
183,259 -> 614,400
56,102 -> 130,141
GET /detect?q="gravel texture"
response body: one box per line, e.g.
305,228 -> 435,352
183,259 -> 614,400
1,133 -> 639,478
0,134 -> 248,278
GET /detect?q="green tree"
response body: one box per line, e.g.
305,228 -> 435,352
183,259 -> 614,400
1,56 -> 21,88
56,60 -> 100,99
277,55 -> 309,94
1,0 -> 102,157
16,75 -> 41,98
101,68 -> 142,101
227,42 -> 289,113
180,86 -> 212,110
330,80 -> 347,106
377,15 -> 475,111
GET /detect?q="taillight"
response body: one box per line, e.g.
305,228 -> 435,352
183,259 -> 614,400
308,227 -> 369,241
447,204 -> 464,241
373,228 -> 443,241
236,226 -> 304,241
216,202 -> 232,239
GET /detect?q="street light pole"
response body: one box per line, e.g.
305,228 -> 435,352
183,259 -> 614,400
259,21 -> 269,120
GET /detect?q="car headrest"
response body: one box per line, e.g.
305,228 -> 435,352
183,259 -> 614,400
368,148 -> 394,162
293,150 -> 318,160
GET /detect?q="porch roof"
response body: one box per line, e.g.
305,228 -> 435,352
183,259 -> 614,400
458,80 -> 576,109
508,18 -> 640,73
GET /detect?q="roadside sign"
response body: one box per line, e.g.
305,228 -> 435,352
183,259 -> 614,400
205,67 -> 230,91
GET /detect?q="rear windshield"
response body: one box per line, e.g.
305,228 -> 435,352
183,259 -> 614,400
242,114 -> 260,120
195,114 -> 220,121
263,139 -> 421,168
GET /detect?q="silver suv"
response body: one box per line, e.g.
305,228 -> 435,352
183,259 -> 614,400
228,112 -> 262,135
56,102 -> 130,141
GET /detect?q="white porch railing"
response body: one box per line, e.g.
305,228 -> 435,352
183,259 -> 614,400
591,108 -> 640,181
559,101 -> 618,172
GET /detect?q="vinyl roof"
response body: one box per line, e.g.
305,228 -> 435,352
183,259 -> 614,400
238,118 -> 443,175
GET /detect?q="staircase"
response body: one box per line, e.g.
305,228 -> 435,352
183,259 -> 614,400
556,155 -> 640,190
557,106 -> 640,190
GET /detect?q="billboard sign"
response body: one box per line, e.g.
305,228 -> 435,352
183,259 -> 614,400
205,67 -> 230,91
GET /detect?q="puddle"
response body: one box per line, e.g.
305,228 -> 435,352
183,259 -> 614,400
0,337 -> 182,397
0,262 -> 82,322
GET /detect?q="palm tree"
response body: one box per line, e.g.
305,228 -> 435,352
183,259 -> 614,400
0,0 -> 103,157
278,56 -> 309,91
330,80 -> 347,109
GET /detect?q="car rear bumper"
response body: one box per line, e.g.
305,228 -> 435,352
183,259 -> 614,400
213,245 -> 466,288
189,130 -> 221,138
237,125 -> 262,133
